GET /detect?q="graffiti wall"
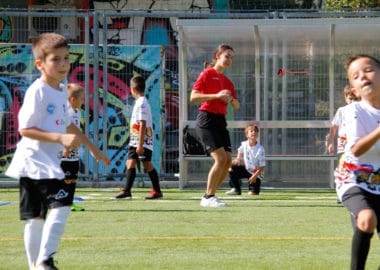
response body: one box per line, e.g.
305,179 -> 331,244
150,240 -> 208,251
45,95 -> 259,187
0,0 -> 216,177
0,43 -> 164,179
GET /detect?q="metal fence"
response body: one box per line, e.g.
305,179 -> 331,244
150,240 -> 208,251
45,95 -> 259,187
1,5 -> 380,188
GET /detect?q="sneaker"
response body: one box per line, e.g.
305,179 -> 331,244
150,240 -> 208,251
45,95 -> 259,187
248,191 -> 259,195
115,189 -> 132,199
200,196 -> 227,207
145,190 -> 163,200
225,188 -> 241,195
34,258 -> 58,270
71,203 -> 85,212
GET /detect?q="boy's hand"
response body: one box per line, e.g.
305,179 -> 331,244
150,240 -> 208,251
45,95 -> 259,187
248,175 -> 257,184
231,158 -> 240,165
90,147 -> 111,165
61,134 -> 81,149
136,145 -> 144,156
62,147 -> 70,158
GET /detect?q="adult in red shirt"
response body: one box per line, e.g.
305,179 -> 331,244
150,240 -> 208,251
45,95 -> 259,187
190,44 -> 240,207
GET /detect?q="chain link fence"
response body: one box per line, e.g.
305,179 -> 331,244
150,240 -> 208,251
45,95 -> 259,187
1,2 -> 380,188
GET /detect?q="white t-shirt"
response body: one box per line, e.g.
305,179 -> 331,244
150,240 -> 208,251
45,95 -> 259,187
238,140 -> 266,175
6,79 -> 70,179
331,105 -> 350,154
335,101 -> 380,199
129,96 -> 153,150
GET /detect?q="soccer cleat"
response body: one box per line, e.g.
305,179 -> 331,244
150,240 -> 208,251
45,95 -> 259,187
33,258 -> 58,270
145,190 -> 163,200
225,188 -> 241,195
115,189 -> 132,199
200,196 -> 227,207
248,191 -> 259,195
71,203 -> 85,212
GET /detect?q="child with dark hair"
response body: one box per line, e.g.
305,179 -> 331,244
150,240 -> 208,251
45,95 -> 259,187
335,54 -> 380,270
6,33 -> 109,270
226,124 -> 265,196
115,75 -> 163,200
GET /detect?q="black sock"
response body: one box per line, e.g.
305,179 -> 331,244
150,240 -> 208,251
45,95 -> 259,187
148,169 -> 161,193
125,168 -> 136,192
204,194 -> 214,199
232,178 -> 241,192
351,228 -> 373,270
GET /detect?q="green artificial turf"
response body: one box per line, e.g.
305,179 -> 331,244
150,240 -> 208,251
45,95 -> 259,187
1,188 -> 379,269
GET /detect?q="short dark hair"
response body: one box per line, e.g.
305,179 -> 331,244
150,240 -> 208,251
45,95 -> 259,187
32,33 -> 69,60
130,75 -> 145,94
345,54 -> 380,71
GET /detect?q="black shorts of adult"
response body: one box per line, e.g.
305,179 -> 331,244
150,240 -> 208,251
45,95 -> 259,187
195,110 -> 232,154
128,146 -> 153,162
342,186 -> 380,233
19,177 -> 74,220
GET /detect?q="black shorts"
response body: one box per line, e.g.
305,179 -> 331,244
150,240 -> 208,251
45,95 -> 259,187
195,110 -> 231,153
19,177 -> 74,220
342,186 -> 380,232
61,160 -> 79,179
128,147 -> 152,162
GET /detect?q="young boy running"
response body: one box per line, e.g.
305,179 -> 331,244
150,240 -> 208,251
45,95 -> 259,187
335,54 -> 380,270
6,33 -> 109,270
115,75 -> 163,200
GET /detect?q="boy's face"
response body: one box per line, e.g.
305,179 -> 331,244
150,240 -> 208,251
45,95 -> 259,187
130,83 -> 138,99
35,47 -> 70,85
246,127 -> 259,140
70,92 -> 84,110
344,94 -> 353,104
347,57 -> 380,101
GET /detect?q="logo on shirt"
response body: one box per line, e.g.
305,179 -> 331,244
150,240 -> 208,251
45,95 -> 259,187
47,104 -> 55,114
55,119 -> 66,126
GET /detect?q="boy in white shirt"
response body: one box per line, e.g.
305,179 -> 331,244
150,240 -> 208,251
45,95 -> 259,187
335,54 -> 380,270
226,124 -> 265,195
6,33 -> 109,270
61,83 -> 110,212
327,84 -> 360,158
115,75 -> 163,200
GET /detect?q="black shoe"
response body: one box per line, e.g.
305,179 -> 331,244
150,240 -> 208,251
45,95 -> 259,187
115,189 -> 132,199
35,257 -> 58,270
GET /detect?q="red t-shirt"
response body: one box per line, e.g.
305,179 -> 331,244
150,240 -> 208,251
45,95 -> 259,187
192,68 -> 237,115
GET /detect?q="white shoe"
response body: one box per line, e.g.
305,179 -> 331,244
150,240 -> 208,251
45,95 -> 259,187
225,188 -> 241,195
200,196 -> 227,207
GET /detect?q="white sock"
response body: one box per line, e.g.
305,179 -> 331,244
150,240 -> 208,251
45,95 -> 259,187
36,206 -> 70,264
24,219 -> 44,269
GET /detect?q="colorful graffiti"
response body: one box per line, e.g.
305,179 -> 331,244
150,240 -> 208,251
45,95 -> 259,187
0,44 -> 164,179
0,0 -> 211,176
0,16 -> 13,42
